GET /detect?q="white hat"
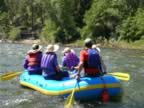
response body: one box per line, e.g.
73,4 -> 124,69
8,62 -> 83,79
45,44 -> 59,52
84,38 -> 92,44
28,44 -> 42,53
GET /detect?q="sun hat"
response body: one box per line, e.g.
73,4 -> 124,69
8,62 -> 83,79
45,44 -> 59,53
84,38 -> 92,44
28,44 -> 42,53
62,47 -> 71,54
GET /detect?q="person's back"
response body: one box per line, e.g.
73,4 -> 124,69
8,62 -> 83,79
41,44 -> 69,80
92,44 -> 107,74
23,44 -> 42,75
80,48 -> 102,76
76,38 -> 103,77
41,52 -> 58,77
87,48 -> 102,70
62,47 -> 79,71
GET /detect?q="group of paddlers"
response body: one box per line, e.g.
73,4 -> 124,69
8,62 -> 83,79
23,38 -> 107,80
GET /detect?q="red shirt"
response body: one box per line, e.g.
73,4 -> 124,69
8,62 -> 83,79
80,49 -> 88,63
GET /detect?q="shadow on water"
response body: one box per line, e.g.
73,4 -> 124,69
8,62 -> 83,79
0,43 -> 144,108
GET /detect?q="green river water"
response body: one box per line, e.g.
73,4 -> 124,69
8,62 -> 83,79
0,43 -> 144,108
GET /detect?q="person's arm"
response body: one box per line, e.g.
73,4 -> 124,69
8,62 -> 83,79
61,56 -> 67,67
76,62 -> 83,73
75,54 -> 79,64
53,54 -> 61,72
74,50 -> 85,74
61,56 -> 68,71
56,65 -> 61,72
23,56 -> 28,69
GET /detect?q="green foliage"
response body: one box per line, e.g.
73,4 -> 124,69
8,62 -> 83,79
40,0 -> 80,43
0,0 -> 144,44
80,0 -> 122,40
0,12 -> 8,30
40,19 -> 58,43
8,27 -> 21,40
0,0 -> 6,11
116,8 -> 144,42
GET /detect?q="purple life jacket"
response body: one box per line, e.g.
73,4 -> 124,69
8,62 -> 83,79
41,52 -> 57,75
63,52 -> 79,70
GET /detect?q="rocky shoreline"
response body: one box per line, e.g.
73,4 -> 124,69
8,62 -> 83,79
0,39 -> 41,44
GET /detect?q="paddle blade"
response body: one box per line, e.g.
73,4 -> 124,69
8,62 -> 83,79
108,72 -> 130,81
0,72 -> 22,81
64,94 -> 74,108
0,72 -> 15,77
112,75 -> 129,81
64,88 -> 75,108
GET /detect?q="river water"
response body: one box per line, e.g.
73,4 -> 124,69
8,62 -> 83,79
0,43 -> 144,108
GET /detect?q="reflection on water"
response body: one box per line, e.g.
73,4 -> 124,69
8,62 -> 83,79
0,43 -> 144,108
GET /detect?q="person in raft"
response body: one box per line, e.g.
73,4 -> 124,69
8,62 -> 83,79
41,44 -> 69,80
23,44 -> 43,75
61,47 -> 79,71
74,38 -> 107,77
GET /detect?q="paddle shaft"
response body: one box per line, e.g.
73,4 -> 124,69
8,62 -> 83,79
64,80 -> 78,108
0,72 -> 22,80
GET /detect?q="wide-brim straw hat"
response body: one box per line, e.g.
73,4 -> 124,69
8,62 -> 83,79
45,44 -> 59,53
28,44 -> 42,53
62,47 -> 71,54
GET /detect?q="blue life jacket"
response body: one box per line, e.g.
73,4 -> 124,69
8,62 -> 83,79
87,48 -> 102,71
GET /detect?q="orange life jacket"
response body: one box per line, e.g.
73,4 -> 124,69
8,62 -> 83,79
27,53 -> 39,66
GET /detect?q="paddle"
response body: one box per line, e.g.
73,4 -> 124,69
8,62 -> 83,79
0,71 -> 130,81
69,71 -> 130,81
0,72 -> 22,81
107,72 -> 130,81
64,80 -> 78,108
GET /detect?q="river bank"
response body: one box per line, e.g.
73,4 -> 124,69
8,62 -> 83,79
64,39 -> 144,50
0,39 -> 144,50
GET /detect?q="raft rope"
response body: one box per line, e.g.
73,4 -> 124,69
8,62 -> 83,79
100,77 -> 109,103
